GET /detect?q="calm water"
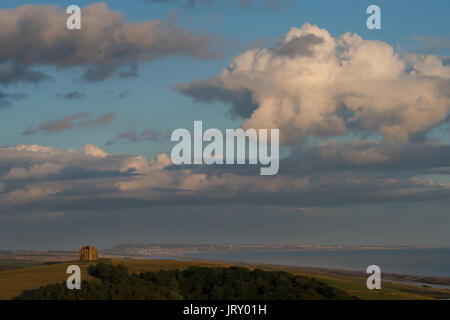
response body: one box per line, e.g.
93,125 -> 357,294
185,248 -> 450,278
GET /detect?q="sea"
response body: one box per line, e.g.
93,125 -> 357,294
183,248 -> 450,278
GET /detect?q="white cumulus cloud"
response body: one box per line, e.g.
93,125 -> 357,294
176,23 -> 450,144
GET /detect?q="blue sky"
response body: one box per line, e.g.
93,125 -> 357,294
2,0 -> 449,156
0,1 -> 449,249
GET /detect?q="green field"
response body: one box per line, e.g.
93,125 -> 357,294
0,258 -> 449,300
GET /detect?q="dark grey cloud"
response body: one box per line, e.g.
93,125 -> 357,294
117,131 -> 139,143
2,167 -> 450,215
0,62 -> 50,86
0,3 -> 220,83
58,91 -> 86,100
283,141 -> 450,175
412,35 -> 450,54
142,129 -> 160,141
22,112 -> 115,135
107,128 -> 161,145
1,141 -> 450,217
147,0 -> 293,9
442,56 -> 450,66
0,91 -> 26,107
22,112 -> 89,135
117,90 -> 131,99
83,112 -> 115,127
274,33 -> 324,57
174,82 -> 258,118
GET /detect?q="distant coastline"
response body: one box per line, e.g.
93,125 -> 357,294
101,242 -> 432,257
2,244 -> 449,289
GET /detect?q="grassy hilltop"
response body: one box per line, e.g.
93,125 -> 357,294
0,258 -> 449,300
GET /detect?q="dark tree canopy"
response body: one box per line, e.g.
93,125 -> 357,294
16,263 -> 355,300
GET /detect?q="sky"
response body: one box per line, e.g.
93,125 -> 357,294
0,0 -> 449,249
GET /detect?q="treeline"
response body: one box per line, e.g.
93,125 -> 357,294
16,263 -> 355,300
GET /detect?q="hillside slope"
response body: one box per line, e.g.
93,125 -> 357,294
0,259 -> 449,300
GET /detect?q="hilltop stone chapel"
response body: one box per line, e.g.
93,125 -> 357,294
78,245 -> 98,261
